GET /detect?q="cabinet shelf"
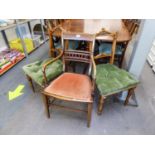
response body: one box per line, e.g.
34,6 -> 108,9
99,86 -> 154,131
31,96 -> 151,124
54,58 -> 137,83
0,19 -> 47,76
0,53 -> 25,76
0,20 -> 35,31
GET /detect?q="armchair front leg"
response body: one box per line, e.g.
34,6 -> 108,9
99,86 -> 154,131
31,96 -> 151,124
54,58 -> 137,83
42,93 -> 50,118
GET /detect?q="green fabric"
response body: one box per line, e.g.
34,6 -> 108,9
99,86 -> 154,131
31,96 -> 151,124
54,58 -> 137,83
23,58 -> 63,86
99,42 -> 122,55
96,64 -> 139,96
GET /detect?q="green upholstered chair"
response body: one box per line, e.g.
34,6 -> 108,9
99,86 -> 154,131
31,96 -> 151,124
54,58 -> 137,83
23,49 -> 63,92
94,28 -> 139,115
23,25 -> 64,92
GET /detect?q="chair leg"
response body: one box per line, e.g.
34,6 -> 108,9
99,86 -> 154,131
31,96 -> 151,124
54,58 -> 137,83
26,75 -> 35,92
124,88 -> 135,106
97,95 -> 104,115
87,103 -> 92,128
42,94 -> 50,118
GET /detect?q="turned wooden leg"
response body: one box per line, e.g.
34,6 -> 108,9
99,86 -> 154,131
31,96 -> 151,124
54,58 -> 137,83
98,95 -> 104,115
42,94 -> 50,118
87,103 -> 92,127
26,75 -> 35,92
124,88 -> 135,106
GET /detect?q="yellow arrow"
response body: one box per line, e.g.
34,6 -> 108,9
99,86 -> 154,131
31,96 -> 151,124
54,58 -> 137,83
8,84 -> 25,101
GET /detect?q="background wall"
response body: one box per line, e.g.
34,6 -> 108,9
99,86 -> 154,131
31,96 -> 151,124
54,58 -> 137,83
127,19 -> 155,78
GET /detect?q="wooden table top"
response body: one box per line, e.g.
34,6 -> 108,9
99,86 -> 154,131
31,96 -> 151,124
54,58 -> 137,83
61,19 -> 131,42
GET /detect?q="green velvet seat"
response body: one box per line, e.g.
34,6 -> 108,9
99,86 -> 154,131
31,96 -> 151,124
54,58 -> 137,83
96,63 -> 139,96
23,58 -> 63,87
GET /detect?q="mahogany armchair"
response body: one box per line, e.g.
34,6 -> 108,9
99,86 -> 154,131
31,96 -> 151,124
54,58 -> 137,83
42,32 -> 96,127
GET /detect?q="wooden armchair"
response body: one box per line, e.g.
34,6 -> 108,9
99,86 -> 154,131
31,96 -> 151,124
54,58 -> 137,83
42,32 -> 95,127
93,29 -> 139,115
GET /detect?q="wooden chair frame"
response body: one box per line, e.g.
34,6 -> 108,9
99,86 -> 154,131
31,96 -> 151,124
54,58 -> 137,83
93,28 -> 138,115
94,28 -> 117,64
48,25 -> 65,57
42,32 -> 96,127
122,19 -> 140,36
46,19 -> 62,30
97,87 -> 137,115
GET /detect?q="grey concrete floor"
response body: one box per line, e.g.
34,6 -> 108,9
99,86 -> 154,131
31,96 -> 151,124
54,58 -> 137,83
0,42 -> 155,135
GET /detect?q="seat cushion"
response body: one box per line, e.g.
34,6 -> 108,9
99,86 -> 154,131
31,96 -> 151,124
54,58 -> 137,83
23,58 -> 63,86
98,42 -> 123,55
96,64 -> 139,96
44,73 -> 93,102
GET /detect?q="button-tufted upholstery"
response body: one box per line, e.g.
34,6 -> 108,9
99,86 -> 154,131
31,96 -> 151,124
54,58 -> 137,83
96,64 -> 139,96
23,58 -> 63,86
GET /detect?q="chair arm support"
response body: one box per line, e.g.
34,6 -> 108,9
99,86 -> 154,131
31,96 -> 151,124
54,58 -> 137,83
91,54 -> 96,80
42,49 -> 63,85
90,54 -> 96,96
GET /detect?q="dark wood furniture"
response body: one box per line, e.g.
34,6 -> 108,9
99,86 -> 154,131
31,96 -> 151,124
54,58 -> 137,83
42,32 -> 95,127
61,19 -> 131,42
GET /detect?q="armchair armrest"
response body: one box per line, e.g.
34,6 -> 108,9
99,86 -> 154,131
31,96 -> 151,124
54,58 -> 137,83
42,49 -> 63,85
91,54 -> 96,80
90,54 -> 96,93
